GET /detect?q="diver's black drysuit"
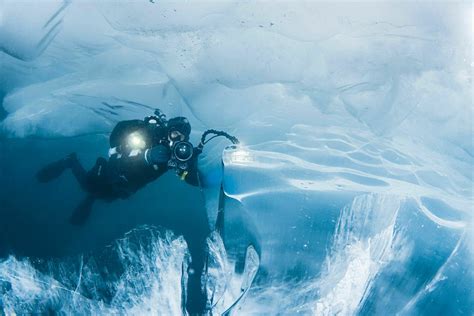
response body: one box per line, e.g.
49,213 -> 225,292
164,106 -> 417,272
77,118 -> 199,200
37,116 -> 209,314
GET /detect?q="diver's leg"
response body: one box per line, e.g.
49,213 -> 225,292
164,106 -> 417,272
69,194 -> 95,225
68,158 -> 110,225
36,153 -> 79,183
68,154 -> 88,189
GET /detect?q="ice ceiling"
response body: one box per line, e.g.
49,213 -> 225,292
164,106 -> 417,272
1,0 -> 472,227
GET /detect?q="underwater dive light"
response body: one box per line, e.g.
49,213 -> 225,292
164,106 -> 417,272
127,131 -> 147,150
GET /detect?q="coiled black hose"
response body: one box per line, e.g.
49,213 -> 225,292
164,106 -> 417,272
197,129 -> 240,153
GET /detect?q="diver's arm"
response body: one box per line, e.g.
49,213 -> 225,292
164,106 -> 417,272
144,144 -> 201,186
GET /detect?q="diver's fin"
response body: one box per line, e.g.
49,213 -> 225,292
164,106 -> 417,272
36,159 -> 69,182
69,195 -> 95,225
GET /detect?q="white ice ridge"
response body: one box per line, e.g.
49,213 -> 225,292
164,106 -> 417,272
0,227 -> 188,314
236,192 -> 468,315
314,194 -> 402,315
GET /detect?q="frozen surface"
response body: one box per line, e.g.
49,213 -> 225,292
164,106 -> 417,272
0,227 -> 187,314
0,1 -> 473,315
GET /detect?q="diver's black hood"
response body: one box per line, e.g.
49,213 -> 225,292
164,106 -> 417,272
167,117 -> 191,138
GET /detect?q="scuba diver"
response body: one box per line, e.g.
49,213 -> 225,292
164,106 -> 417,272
36,109 -> 239,315
36,111 -> 200,224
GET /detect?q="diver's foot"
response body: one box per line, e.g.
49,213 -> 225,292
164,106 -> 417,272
36,153 -> 77,182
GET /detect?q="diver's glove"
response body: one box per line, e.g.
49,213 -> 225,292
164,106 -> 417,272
145,144 -> 171,165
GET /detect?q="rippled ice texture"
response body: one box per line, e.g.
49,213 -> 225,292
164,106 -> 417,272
0,1 -> 473,315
